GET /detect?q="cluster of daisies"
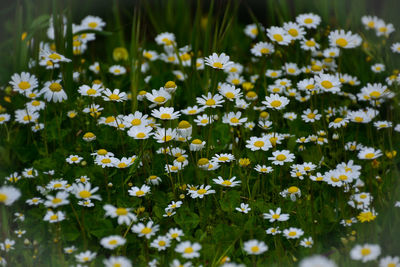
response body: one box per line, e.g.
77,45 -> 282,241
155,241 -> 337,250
1,10 -> 400,267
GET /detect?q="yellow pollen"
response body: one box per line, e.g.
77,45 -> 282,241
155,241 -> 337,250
288,29 -> 298,37
251,246 -> 260,252
230,117 -> 239,124
307,113 -> 316,119
213,62 -> 223,68
205,99 -> 216,106
334,118 -> 343,123
272,214 -> 280,219
86,88 -> 96,95
0,193 -> 8,202
184,247 -> 194,254
18,81 -> 31,90
88,22 -> 98,28
305,40 -> 315,46
101,158 -> 111,164
370,91 -> 381,98
321,80 -> 333,89
254,141 -> 264,147
288,231 -> 296,236
361,248 -> 371,256
136,132 -> 146,138
50,214 -> 58,221
221,180 -> 232,186
49,53 -> 61,60
225,92 -> 235,99
219,156 -> 229,161
355,117 -> 364,122
154,96 -> 166,103
260,48 -> 270,54
49,82 -> 62,92
141,227 -> 152,234
192,139 -> 202,145
304,18 -> 313,24
116,208 -> 128,215
23,115 -> 32,121
161,113 -> 172,120
273,34 -> 283,42
109,94 -> 120,100
118,163 -> 127,168
365,153 -> 375,159
288,186 -> 299,193
276,154 -> 286,161
197,189 -> 207,194
336,38 -> 348,47
136,190 -> 145,196
79,190 -> 91,198
270,100 -> 282,107
108,240 -> 118,245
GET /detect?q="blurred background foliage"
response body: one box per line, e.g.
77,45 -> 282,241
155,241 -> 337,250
0,0 -> 400,85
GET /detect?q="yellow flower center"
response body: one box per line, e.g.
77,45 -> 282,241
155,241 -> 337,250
355,117 -> 364,122
101,158 -> 111,164
136,132 -> 146,138
251,246 -> 260,252
288,186 -> 299,193
171,233 -> 178,238
141,227 -> 152,234
160,113 -> 171,119
321,80 -> 333,89
230,117 -> 239,124
0,193 -> 8,202
163,135 -> 172,142
192,139 -> 202,145
225,92 -> 235,99
365,153 -> 375,159
197,189 -> 207,195
260,48 -> 270,54
270,100 -> 282,107
176,156 -> 186,162
304,18 -> 313,24
335,38 -> 348,47
370,91 -> 381,98
273,34 -> 283,42
97,149 -> 107,155
154,96 -> 166,103
79,190 -> 91,198
109,94 -> 120,100
52,198 -> 62,204
251,28 -> 258,35
288,29 -> 298,37
276,154 -> 286,161
184,247 -> 194,254
88,22 -> 98,28
334,118 -> 343,123
49,82 -> 62,92
49,53 -> 61,60
18,81 -> 31,90
86,88 -> 97,95
254,141 -> 264,147
305,40 -> 315,47
272,214 -> 280,219
221,180 -> 232,186
118,162 -> 127,168
219,156 -> 229,161
136,190 -> 145,196
288,231 -> 296,236
205,99 -> 216,106
108,240 -> 118,245
158,240 -> 166,246
116,208 -> 128,215
307,113 -> 316,119
50,214 -> 58,220
361,248 -> 371,256
212,62 -> 223,69
23,115 -> 32,121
